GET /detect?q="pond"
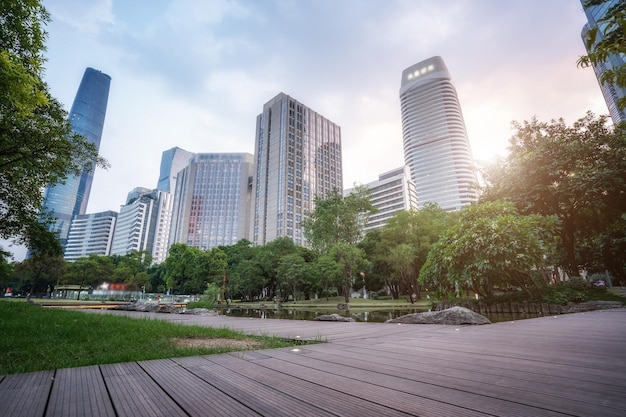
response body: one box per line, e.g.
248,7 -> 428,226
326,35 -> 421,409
217,307 -> 544,323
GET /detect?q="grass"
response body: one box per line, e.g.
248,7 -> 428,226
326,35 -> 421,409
0,300 -> 294,375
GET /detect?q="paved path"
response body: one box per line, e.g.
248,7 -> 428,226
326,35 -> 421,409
1,308 -> 625,416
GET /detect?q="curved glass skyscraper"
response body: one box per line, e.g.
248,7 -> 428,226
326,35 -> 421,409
399,56 -> 477,211
42,67 -> 111,248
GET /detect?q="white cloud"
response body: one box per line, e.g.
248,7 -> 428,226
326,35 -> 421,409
45,0 -> 114,34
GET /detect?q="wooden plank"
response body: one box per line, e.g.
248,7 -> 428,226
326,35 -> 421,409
205,352 -> 486,417
45,365 -> 115,417
138,358 -> 262,417
172,355 -> 340,417
262,346 -> 625,417
241,349 -> 568,417
99,362 -> 187,417
0,370 -> 53,417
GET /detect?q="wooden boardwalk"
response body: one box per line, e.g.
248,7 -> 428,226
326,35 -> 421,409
1,308 -> 625,416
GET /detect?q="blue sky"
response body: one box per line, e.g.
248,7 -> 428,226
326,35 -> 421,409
40,0 -> 604,213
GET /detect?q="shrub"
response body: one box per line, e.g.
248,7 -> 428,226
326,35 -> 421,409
186,300 -> 215,309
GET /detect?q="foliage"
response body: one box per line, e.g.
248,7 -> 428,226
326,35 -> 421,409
0,0 -> 108,242
302,186 -> 376,253
360,205 -> 454,300
480,113 -> 626,275
0,301 -> 294,374
329,243 -> 369,303
186,299 -> 215,309
419,201 -> 559,298
164,244 -> 228,294
577,0 -> 626,112
63,254 -> 114,289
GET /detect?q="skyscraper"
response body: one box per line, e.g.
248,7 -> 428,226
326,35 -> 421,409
581,0 -> 626,124
41,67 -> 111,248
399,56 -> 478,211
170,153 -> 254,250
251,93 -> 343,246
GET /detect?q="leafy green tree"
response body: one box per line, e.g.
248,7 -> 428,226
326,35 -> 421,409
420,201 -> 559,299
359,229 -> 396,298
113,251 -> 152,290
329,243 -> 370,303
276,253 -> 307,302
63,255 -> 114,292
480,113 -> 626,275
0,1 -> 108,242
311,254 -> 340,299
302,186 -> 376,252
577,0 -> 626,112
146,262 -> 166,293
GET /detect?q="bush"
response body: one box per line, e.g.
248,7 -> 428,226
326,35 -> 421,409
186,300 -> 215,309
369,291 -> 378,299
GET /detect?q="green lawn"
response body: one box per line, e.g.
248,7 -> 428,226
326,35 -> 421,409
0,301 -> 293,375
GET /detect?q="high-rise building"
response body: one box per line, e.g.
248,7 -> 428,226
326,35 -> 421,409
152,147 -> 194,263
581,0 -> 626,125
41,67 -> 111,248
63,211 -> 117,262
346,166 -> 418,233
399,56 -> 478,211
110,188 -> 161,256
156,147 -> 194,193
170,153 -> 254,250
251,93 -> 343,246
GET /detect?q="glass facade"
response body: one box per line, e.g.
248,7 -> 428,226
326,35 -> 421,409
170,153 -> 254,250
399,56 -> 478,211
581,0 -> 626,124
41,67 -> 111,248
251,93 -> 343,246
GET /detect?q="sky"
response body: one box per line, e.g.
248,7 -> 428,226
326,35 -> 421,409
39,0 -> 607,215
4,0 -> 608,260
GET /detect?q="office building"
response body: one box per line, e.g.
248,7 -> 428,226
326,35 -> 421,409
110,188 -> 161,256
251,93 -> 343,246
170,153 -> 254,250
41,67 -> 111,248
399,56 -> 478,211
581,0 -> 626,124
346,166 -> 418,233
63,211 -> 117,262
152,147 -> 194,263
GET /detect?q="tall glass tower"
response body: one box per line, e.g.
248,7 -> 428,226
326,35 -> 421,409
41,67 -> 111,248
581,0 -> 626,125
251,93 -> 343,246
399,56 -> 477,211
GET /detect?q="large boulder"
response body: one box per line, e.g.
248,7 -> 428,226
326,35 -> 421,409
312,313 -> 355,322
386,306 -> 491,325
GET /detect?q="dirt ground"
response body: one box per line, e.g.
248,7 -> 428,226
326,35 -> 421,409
171,337 -> 264,350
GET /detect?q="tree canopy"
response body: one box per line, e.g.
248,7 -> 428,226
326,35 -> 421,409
480,113 -> 626,276
0,0 -> 108,243
302,186 -> 375,253
419,201 -> 559,299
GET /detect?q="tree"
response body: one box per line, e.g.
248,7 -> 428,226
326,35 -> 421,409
63,254 -> 114,293
480,113 -> 626,275
577,0 -> 626,112
302,186 -> 376,253
0,1 -> 108,242
419,201 -> 559,299
164,244 -> 195,293
329,243 -> 370,303
276,253 -> 307,302
114,251 -> 152,290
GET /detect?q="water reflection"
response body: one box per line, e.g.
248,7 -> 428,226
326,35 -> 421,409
218,307 -> 543,323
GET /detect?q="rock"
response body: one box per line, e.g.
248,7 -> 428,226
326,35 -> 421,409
180,308 -> 218,315
386,306 -> 491,325
312,313 -> 355,322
